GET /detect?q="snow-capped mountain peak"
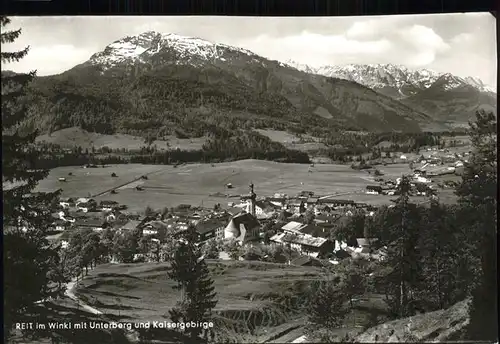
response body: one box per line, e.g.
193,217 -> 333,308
285,60 -> 495,96
88,31 -> 257,72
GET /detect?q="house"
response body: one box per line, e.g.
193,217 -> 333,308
315,204 -> 332,213
319,199 -> 356,207
59,197 -> 75,209
287,199 -> 305,213
356,238 -> 379,252
270,232 -> 334,258
195,219 -> 225,243
299,224 -> 330,238
226,207 -> 244,217
242,200 -> 275,217
306,197 -> 319,207
290,255 -> 323,267
50,219 -> 68,232
121,220 -> 143,231
76,198 -> 97,212
366,185 -> 383,194
99,200 -> 119,211
75,197 -> 94,206
142,221 -> 167,236
268,197 -> 287,208
224,212 -> 261,245
74,217 -> 109,231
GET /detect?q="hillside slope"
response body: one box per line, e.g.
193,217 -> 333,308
353,299 -> 471,342
18,31 -> 435,138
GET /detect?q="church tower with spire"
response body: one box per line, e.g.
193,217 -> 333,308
248,182 -> 257,216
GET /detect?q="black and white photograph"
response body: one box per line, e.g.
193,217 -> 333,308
2,13 -> 497,343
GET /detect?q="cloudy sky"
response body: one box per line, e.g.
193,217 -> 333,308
3,14 -> 497,88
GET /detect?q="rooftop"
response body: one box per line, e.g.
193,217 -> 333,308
121,220 -> 143,230
290,255 -> 323,266
196,219 -> 224,235
281,221 -> 308,233
271,232 -> 328,248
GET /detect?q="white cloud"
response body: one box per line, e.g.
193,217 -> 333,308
345,19 -> 395,40
240,31 -> 392,67
394,25 -> 450,67
5,45 -> 93,75
401,25 -> 449,52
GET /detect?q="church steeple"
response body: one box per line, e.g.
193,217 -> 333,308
248,182 -> 256,216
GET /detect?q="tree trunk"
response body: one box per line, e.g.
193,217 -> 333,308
400,279 -> 407,317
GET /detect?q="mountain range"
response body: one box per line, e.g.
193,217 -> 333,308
286,61 -> 497,127
12,31 -> 497,140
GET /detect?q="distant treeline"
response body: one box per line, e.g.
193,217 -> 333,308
34,129 -> 470,169
34,130 -> 310,169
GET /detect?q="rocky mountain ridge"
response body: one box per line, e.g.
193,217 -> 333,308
285,60 -> 496,96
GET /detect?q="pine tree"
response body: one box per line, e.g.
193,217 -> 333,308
456,110 -> 497,340
306,278 -> 348,341
2,16 -> 65,340
418,201 -> 464,311
168,225 -> 218,342
383,175 -> 422,318
303,208 -> 315,224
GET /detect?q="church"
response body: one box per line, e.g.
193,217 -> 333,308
224,183 -> 261,245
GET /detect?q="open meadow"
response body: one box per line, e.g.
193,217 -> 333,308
74,261 -> 390,343
36,127 -> 207,151
75,261 -> 325,342
255,129 -> 327,152
35,160 -> 382,212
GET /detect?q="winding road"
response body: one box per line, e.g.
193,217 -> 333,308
64,276 -> 102,315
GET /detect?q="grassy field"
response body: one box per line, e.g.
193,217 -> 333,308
74,261 -> 392,343
75,261 -> 325,342
35,164 -> 165,199
74,261 -> 393,343
34,159 -> 460,212
35,160 -> 380,212
36,127 -> 207,151
255,129 -> 327,152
